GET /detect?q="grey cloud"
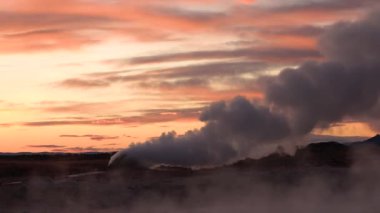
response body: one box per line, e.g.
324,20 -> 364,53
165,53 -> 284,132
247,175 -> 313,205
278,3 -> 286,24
352,97 -> 380,132
127,48 -> 321,65
264,0 -> 379,12
140,107 -> 203,116
139,78 -> 209,90
320,11 -> 380,65
264,61 -> 378,134
264,10 -> 380,134
151,6 -> 226,22
260,25 -> 325,37
199,96 -> 290,142
119,61 -> 268,81
60,79 -> 110,88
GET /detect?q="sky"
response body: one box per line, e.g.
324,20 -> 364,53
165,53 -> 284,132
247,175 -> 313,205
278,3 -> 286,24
0,0 -> 379,153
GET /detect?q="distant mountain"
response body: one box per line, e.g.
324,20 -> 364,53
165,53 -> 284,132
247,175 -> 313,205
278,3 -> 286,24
350,134 -> 380,147
294,142 -> 351,167
307,134 -> 368,144
363,134 -> 380,143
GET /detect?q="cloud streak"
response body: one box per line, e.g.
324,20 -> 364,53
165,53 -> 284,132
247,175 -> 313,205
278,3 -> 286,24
27,145 -> 66,149
50,146 -> 116,153
60,134 -> 119,141
125,48 -> 321,65
2,107 -> 202,127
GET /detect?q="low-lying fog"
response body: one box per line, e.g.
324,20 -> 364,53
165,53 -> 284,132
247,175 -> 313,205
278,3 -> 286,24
1,154 -> 379,213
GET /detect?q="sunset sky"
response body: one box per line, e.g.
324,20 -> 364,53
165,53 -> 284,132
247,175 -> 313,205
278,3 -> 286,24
1,0 -> 378,153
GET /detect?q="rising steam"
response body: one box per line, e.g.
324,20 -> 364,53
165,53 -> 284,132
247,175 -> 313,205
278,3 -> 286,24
110,10 -> 380,167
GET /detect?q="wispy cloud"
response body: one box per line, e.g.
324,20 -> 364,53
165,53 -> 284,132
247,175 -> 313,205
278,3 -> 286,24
51,146 -> 117,153
2,107 -> 202,127
60,79 -> 110,88
27,145 -> 66,148
122,48 -> 321,65
59,134 -> 119,141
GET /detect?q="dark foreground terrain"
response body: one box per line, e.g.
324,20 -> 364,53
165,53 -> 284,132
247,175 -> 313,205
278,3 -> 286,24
0,152 -> 113,184
1,136 -> 380,213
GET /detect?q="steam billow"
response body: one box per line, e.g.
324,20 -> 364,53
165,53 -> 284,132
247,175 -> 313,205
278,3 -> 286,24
110,97 -> 291,167
110,10 -> 380,168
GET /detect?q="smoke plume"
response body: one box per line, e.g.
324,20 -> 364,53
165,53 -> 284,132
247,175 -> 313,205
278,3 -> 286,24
110,10 -> 380,167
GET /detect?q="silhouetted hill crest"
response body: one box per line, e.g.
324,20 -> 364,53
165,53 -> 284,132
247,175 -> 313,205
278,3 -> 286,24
364,134 -> 380,143
234,135 -> 380,169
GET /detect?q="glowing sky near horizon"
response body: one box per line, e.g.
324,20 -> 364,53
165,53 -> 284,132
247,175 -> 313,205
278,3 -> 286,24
0,0 -> 377,152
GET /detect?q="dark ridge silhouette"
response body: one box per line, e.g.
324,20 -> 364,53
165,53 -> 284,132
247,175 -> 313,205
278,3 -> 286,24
233,135 -> 380,171
0,152 -> 114,160
363,134 -> 380,144
294,142 -> 351,167
232,142 -> 352,170
351,134 -> 380,147
232,151 -> 296,169
1,134 -> 380,182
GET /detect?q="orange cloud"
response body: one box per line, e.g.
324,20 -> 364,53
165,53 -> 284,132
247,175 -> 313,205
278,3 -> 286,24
0,0 -> 366,53
238,0 -> 256,4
